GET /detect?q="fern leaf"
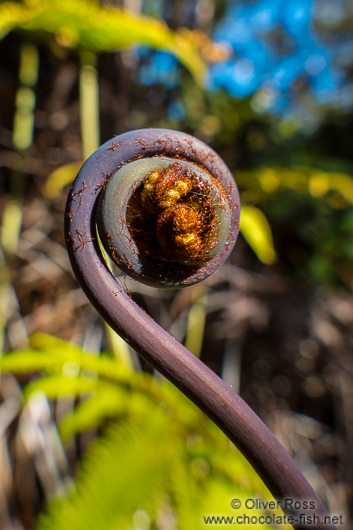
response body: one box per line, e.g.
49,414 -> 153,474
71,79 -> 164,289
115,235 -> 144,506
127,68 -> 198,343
24,374 -> 99,400
36,412 -> 175,530
59,385 -> 126,439
0,2 -> 27,40
167,442 -> 203,529
324,173 -> 353,204
2,335 -> 281,529
29,332 -> 131,381
58,384 -> 153,440
0,0 -> 206,84
0,351 -> 62,375
43,162 -> 82,199
240,205 -> 277,265
54,406 -> 279,530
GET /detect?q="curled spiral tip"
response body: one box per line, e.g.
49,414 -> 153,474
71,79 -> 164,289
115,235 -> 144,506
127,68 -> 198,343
66,129 -> 240,288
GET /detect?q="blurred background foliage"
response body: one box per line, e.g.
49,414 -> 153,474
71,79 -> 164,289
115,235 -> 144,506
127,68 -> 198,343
0,0 -> 353,528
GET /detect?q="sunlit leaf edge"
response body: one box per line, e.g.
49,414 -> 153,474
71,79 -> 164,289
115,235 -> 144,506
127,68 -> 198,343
0,0 -> 206,84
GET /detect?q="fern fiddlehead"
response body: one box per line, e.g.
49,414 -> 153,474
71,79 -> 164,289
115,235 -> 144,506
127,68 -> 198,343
94,130 -> 239,287
65,129 -> 336,530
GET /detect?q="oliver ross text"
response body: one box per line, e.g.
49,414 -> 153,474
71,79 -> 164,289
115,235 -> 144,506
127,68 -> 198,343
245,499 -> 316,510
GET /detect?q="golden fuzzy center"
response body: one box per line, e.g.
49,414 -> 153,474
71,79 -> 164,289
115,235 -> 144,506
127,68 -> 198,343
128,162 -> 221,264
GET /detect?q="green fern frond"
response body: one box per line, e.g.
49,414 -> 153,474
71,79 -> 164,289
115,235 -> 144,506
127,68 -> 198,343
24,374 -> 99,400
35,386 -> 280,530
29,332 -> 132,381
0,351 -> 63,375
59,385 -> 125,439
42,162 -> 82,199
0,0 -> 206,84
1,333 -> 179,407
0,340 -> 127,381
0,2 -> 27,40
310,171 -> 353,204
237,166 -> 353,207
59,384 -> 153,440
167,442 -> 203,529
36,412 -> 175,530
2,334 -> 279,529
240,205 -> 277,265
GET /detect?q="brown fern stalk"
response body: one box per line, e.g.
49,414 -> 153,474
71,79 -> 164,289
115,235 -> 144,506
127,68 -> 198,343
65,129 -> 337,530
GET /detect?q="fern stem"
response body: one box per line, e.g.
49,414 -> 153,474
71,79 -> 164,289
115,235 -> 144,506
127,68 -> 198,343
184,289 -> 207,358
79,51 -> 100,159
0,42 -> 38,353
66,130 -> 337,530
